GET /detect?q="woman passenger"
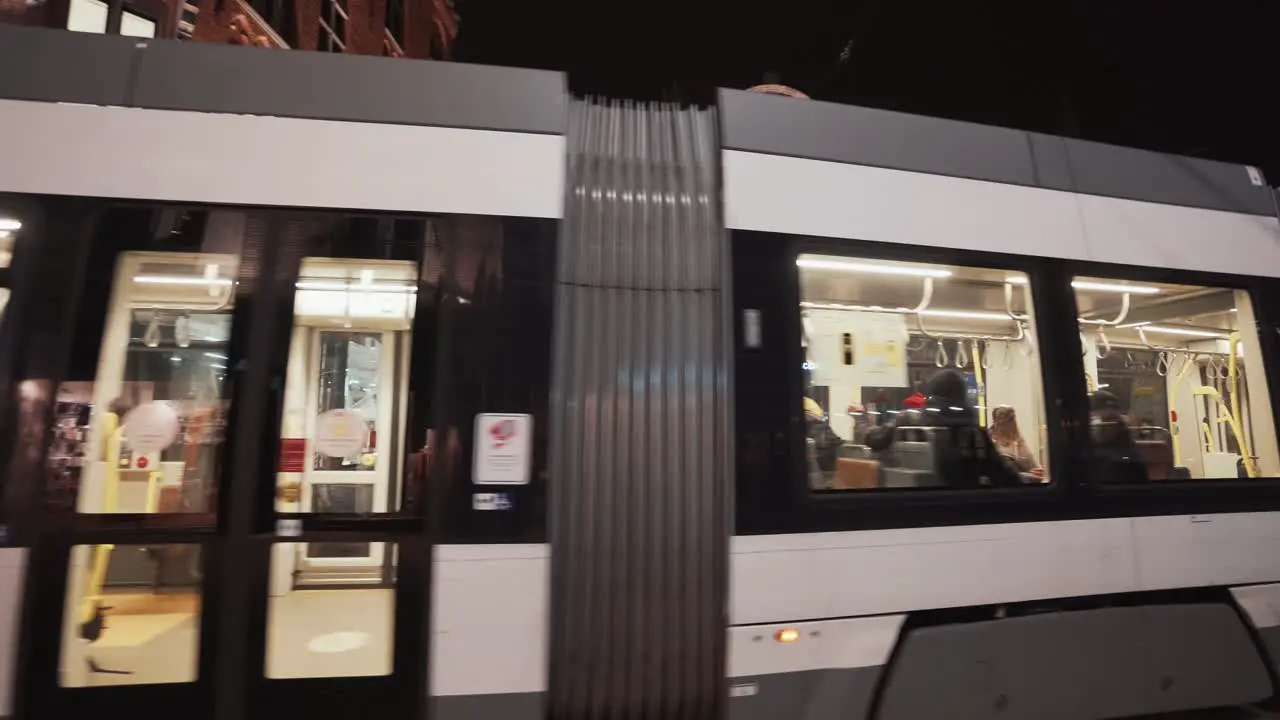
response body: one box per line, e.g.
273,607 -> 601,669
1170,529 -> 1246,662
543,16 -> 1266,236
990,405 -> 1044,479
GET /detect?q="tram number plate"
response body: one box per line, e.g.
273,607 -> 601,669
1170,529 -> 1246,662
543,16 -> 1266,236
473,493 -> 513,511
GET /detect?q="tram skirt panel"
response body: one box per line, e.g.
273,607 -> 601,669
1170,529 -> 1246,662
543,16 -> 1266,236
546,99 -> 730,719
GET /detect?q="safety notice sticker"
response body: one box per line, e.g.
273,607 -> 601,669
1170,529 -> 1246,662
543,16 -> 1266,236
472,413 -> 532,485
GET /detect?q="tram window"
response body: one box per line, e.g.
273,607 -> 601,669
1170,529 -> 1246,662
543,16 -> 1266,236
797,254 -> 1049,490
1072,276 -> 1280,482
265,541 -> 396,678
49,221 -> 242,516
275,258 -> 417,514
0,211 -> 15,321
59,543 -> 202,686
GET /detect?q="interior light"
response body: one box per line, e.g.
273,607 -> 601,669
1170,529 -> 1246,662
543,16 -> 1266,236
796,258 -> 952,278
1071,280 -> 1160,295
135,275 -> 234,286
205,352 -> 228,360
774,628 -> 800,643
296,280 -> 413,294
800,301 -> 1014,321
1132,325 -> 1226,339
296,281 -> 350,291
919,309 -> 1015,322
0,218 -> 21,232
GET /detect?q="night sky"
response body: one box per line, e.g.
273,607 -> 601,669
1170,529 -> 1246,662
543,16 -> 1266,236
455,0 -> 1280,182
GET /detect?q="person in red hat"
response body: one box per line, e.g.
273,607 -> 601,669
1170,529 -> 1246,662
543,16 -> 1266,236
902,391 -> 927,410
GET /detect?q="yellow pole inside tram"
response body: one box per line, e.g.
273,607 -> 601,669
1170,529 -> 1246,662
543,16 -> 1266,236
1227,332 -> 1256,478
1167,355 -> 1197,464
1193,386 -> 1258,478
81,412 -> 122,625
972,340 -> 985,428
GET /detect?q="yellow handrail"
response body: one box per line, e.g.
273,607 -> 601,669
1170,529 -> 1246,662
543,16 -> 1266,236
1228,332 -> 1258,478
80,413 -> 122,625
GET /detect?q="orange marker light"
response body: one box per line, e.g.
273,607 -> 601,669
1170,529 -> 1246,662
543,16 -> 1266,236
775,628 -> 800,643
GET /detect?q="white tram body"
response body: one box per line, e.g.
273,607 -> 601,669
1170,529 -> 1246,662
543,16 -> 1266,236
1,23 -> 1280,720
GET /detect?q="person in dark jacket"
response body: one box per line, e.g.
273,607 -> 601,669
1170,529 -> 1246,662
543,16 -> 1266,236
1090,390 -> 1149,483
867,370 -> 1021,487
803,398 -> 844,472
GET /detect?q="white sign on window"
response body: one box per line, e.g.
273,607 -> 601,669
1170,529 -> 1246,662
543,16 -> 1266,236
121,401 -> 180,454
314,409 -> 365,458
472,413 -> 532,485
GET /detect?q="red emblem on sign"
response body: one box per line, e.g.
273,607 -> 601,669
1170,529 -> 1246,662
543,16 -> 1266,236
136,456 -> 149,469
489,419 -> 517,448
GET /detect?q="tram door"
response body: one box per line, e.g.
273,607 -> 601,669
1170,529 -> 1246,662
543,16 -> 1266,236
280,317 -> 410,587
9,202 -> 555,720
7,205 -> 437,720
250,231 -> 431,720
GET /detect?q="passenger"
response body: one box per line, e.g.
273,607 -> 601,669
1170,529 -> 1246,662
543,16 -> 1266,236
864,392 -> 925,453
1090,390 -> 1148,483
990,405 -> 1045,479
923,370 -> 1022,487
866,370 -> 1021,487
803,397 -> 843,472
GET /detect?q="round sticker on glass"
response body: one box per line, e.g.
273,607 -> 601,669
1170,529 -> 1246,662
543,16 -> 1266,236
122,401 -> 181,454
314,409 -> 365,458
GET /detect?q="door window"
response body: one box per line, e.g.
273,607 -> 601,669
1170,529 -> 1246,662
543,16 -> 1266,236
264,541 -> 396,679
274,258 -> 414,587
59,542 -> 203,687
52,252 -> 237,516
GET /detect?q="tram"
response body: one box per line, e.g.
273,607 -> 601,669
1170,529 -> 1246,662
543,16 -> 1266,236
2,21 -> 1280,720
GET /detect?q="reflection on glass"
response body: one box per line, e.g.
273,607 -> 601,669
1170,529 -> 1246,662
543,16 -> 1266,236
266,542 -> 396,678
307,484 -> 374,558
60,543 -> 202,687
1074,276 -> 1279,482
276,258 -> 415,515
53,253 -> 237,515
0,212 -> 17,322
798,254 -> 1048,491
314,332 -> 382,473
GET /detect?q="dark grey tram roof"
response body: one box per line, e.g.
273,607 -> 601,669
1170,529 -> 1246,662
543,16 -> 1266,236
720,89 -> 1275,217
1,23 -> 1273,217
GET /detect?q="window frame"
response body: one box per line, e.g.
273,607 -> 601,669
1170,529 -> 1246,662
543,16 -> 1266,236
733,229 -> 1280,537
733,231 -> 1084,536
0,193 -> 43,537
1060,258 -> 1280,516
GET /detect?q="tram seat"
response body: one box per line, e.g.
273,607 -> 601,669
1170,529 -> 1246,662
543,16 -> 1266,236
1131,426 -> 1192,480
834,457 -> 880,489
880,440 -> 941,488
840,443 -> 873,459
